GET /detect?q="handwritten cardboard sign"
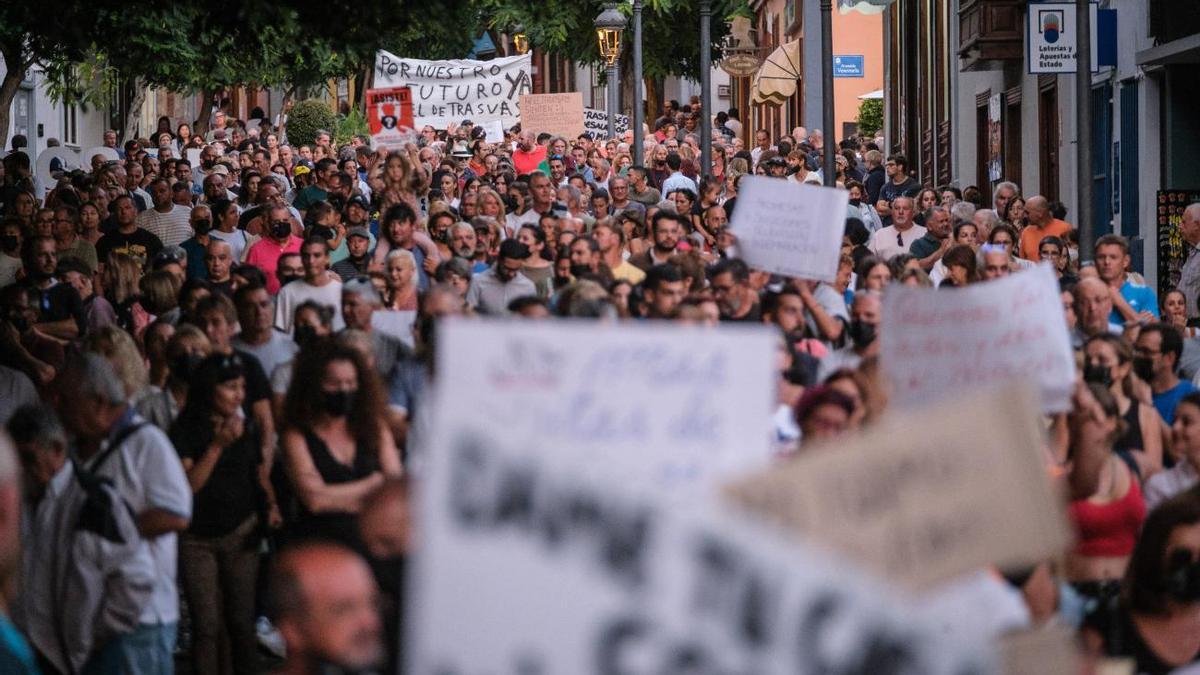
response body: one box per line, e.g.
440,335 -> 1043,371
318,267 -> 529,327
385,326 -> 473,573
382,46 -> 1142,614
723,385 -> 1070,589
881,263 -> 1075,413
374,51 -> 532,130
727,176 -> 850,282
366,87 -> 416,150
519,92 -> 585,140
411,319 -> 993,674
584,107 -> 630,137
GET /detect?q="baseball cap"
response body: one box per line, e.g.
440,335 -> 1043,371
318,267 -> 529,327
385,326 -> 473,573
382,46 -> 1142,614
209,164 -> 230,177
347,195 -> 370,210
346,226 -> 371,240
293,165 -> 311,177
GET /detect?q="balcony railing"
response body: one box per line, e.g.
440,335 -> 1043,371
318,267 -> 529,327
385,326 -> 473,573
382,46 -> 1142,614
958,0 -> 1025,71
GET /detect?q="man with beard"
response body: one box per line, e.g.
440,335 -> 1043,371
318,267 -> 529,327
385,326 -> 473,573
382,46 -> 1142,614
465,239 -> 536,316
629,212 -> 685,271
708,259 -> 761,322
513,130 -> 547,176
270,542 -> 386,675
19,236 -> 83,340
449,222 -> 488,274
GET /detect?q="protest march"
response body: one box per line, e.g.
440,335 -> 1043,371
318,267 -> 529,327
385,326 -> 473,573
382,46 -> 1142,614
1,45 -> 1200,675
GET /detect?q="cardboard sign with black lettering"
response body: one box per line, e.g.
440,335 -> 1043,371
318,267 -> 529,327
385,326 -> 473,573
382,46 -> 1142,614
723,385 -> 1070,589
519,93 -> 585,140
410,320 -> 995,674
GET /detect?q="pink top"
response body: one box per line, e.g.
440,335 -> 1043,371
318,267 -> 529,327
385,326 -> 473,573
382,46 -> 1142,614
244,236 -> 302,294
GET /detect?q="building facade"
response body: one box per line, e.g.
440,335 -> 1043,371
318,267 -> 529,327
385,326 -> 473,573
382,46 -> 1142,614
887,0 -> 1200,288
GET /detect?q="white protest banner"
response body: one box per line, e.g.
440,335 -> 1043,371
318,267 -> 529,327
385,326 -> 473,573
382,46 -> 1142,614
727,176 -> 849,282
519,92 -> 585,140
880,263 -> 1075,413
374,50 -> 531,130
412,320 -> 995,675
723,385 -> 1070,590
584,107 -> 630,138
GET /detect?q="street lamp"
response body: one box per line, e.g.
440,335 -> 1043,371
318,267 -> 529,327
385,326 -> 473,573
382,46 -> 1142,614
512,25 -> 529,55
632,0 -> 644,166
594,3 -> 627,139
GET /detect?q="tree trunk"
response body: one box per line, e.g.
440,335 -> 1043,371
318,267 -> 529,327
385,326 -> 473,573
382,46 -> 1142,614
121,78 -> 148,142
194,86 -> 217,136
353,65 -> 370,111
644,77 -> 661,130
0,46 -> 29,153
278,85 -> 298,145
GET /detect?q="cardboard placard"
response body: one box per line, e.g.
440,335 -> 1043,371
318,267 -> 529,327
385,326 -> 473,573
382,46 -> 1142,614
881,263 -> 1076,413
727,176 -> 850,282
366,86 -> 416,150
410,319 -> 994,675
518,92 -> 585,141
374,51 -> 531,130
723,385 -> 1070,589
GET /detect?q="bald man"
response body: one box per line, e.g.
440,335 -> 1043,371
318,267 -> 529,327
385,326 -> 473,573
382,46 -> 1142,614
270,542 -> 386,675
1073,277 -> 1120,347
1018,195 -> 1072,261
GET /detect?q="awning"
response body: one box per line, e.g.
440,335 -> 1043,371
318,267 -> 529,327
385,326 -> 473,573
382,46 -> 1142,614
857,89 -> 883,100
751,40 -> 801,106
838,0 -> 897,14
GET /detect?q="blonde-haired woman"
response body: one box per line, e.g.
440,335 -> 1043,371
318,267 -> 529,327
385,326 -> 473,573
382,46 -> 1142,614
102,252 -> 151,337
476,187 -> 510,237
375,249 -> 419,348
84,324 -> 149,401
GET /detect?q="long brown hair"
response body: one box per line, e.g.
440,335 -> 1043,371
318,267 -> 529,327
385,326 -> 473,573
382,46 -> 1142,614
282,339 -> 385,459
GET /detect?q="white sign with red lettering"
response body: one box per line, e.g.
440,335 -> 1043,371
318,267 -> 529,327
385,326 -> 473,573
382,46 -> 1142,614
881,263 -> 1075,413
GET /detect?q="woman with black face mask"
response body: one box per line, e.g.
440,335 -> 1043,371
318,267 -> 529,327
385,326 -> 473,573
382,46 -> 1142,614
1083,489 -> 1200,673
1085,334 -> 1165,480
280,339 -> 402,551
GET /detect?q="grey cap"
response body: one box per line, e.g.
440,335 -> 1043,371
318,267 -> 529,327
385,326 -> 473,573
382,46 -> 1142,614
347,226 -> 371,240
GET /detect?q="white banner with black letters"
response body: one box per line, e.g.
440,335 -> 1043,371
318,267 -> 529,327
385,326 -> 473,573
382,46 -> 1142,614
374,50 -> 532,130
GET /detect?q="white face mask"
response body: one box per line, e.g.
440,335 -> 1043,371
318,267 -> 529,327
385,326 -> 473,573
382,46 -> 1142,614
1068,246 -> 1079,263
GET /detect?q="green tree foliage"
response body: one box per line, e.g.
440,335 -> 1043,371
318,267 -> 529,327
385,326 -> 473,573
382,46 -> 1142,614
856,98 -> 883,138
287,99 -> 338,147
477,0 -> 744,81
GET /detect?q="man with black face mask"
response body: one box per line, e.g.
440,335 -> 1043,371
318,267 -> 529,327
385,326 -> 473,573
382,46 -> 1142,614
245,205 -> 303,294
817,290 -> 881,382
180,205 -> 213,280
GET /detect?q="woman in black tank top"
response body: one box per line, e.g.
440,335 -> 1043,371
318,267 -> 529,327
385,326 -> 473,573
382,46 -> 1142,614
280,339 -> 402,550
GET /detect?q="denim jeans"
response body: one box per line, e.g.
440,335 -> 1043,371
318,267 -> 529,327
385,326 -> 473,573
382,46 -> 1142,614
82,621 -> 176,675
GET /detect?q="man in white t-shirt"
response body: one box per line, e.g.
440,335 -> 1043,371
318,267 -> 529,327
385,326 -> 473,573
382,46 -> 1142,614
274,235 -> 344,334
136,178 -> 193,247
58,352 -> 192,669
867,195 -> 926,260
231,283 -> 297,378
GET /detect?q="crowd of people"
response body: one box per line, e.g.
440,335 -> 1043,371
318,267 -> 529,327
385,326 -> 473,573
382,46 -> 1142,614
0,93 -> 1199,674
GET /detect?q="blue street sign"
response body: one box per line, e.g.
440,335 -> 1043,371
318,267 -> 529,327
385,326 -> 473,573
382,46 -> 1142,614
833,55 -> 865,78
